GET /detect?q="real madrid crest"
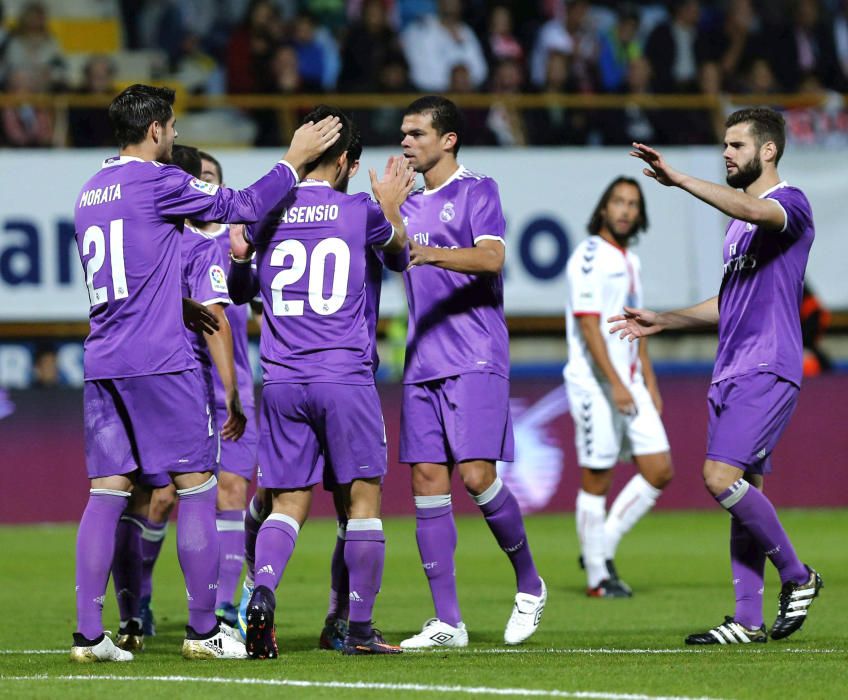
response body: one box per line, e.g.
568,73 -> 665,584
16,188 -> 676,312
439,202 -> 455,223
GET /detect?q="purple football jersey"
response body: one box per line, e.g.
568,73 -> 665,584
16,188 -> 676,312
714,182 -> 814,387
197,224 -> 256,406
248,180 -> 393,384
181,228 -> 231,373
74,155 -> 298,380
398,166 -> 509,383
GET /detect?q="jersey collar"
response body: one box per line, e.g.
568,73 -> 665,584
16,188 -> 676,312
422,165 -> 465,196
298,179 -> 332,188
758,180 -> 788,199
101,155 -> 145,169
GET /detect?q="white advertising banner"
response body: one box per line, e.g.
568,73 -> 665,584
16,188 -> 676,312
0,147 -> 841,321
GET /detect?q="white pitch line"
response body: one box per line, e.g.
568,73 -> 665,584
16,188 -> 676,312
0,674 -> 726,700
0,647 -> 840,655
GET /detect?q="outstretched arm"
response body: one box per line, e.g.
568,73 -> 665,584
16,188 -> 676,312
608,296 -> 720,342
630,143 -> 786,230
408,239 -> 504,274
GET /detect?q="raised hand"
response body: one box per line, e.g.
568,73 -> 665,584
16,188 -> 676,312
229,223 -> 253,261
607,305 -> 666,342
629,142 -> 682,187
284,115 -> 343,174
182,297 -> 220,335
369,156 -> 417,211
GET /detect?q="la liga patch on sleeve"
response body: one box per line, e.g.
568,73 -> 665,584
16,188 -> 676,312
190,178 -> 219,195
209,265 -> 229,293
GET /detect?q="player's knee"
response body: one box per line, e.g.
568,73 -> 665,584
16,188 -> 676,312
580,467 -> 613,495
702,462 -> 733,497
648,459 -> 674,489
150,485 -> 177,519
411,463 -> 450,496
217,471 -> 248,509
459,462 -> 496,496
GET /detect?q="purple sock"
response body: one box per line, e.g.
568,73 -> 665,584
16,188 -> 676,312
415,496 -> 461,626
730,516 -> 766,629
254,514 -> 299,591
176,478 -> 219,634
474,479 -> 542,596
76,489 -> 130,640
244,494 -> 266,580
215,509 -> 245,609
716,479 -> 807,585
140,519 -> 167,600
112,515 -> 143,623
344,520 -> 385,638
326,520 -> 349,622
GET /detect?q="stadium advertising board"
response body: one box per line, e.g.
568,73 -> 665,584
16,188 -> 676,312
0,147 -> 843,321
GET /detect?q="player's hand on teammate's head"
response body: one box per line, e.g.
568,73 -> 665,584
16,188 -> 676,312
607,306 -> 663,342
629,142 -> 680,187
229,223 -> 253,261
182,297 -> 220,335
284,115 -> 343,174
221,390 -> 247,441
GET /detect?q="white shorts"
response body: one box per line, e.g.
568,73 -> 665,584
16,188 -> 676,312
565,378 -> 670,469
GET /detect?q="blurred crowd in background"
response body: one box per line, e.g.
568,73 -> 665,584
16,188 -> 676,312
1,0 -> 848,146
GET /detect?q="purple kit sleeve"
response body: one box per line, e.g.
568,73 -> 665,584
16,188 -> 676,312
770,187 -> 813,240
364,197 -> 394,248
155,160 -> 298,224
469,178 -> 507,245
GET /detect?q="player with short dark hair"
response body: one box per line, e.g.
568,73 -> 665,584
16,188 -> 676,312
566,177 -> 673,598
613,107 -> 823,644
394,96 -> 546,648
71,83 -> 341,662
228,105 -> 415,658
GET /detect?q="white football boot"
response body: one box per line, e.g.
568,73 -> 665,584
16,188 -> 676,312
182,625 -> 249,659
504,578 -> 547,645
400,618 -> 469,649
70,632 -> 133,663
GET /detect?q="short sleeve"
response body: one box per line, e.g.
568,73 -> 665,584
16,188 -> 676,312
185,237 -> 232,306
770,187 -> 812,240
364,197 -> 394,248
470,178 -> 506,245
568,246 -> 604,316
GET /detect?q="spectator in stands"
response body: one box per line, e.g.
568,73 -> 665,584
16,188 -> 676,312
485,58 -> 528,146
597,3 -> 641,93
339,0 -> 402,92
562,0 -> 599,92
401,0 -> 488,91
834,0 -> 848,88
644,0 -> 706,93
226,0 -> 286,93
768,0 -> 843,92
1,1 -> 66,91
800,282 -> 832,377
702,0 -> 763,92
396,0 -> 437,29
530,2 -> 574,87
526,51 -> 589,145
355,50 -> 411,145
0,2 -> 9,59
301,0 -> 346,32
32,343 -> 60,389
486,5 -> 524,65
745,58 -> 780,94
1,67 -> 54,147
68,55 -> 116,148
292,12 -> 340,90
596,56 -> 672,146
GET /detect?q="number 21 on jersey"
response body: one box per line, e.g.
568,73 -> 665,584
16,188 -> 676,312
82,218 -> 128,307
270,237 -> 350,316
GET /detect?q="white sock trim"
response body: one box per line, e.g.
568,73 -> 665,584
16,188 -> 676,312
90,488 -> 131,498
120,515 -> 167,541
216,519 -> 246,532
576,489 -> 607,513
346,518 -> 383,532
471,477 -> 503,506
266,512 -> 300,534
719,479 -> 750,509
176,475 -> 217,497
414,494 -> 452,509
631,473 -> 663,498
337,521 -> 347,539
249,496 -> 265,522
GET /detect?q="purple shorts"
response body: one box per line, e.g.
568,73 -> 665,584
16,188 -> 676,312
215,403 -> 258,479
84,368 -> 216,482
706,372 -> 799,474
399,372 -> 514,465
257,382 -> 387,490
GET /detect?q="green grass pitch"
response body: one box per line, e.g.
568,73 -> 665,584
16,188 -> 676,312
1,510 -> 846,699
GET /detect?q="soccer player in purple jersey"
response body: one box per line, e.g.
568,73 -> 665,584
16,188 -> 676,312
183,149 -> 262,627
610,107 -> 823,644
110,145 -> 247,651
393,96 -> 546,648
229,106 -> 414,658
71,83 -> 341,662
